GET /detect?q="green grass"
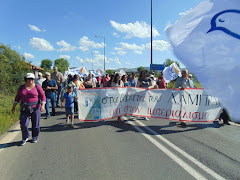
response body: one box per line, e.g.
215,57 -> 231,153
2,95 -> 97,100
0,93 -> 20,136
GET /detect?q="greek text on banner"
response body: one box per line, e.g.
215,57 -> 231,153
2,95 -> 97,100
78,88 -> 222,122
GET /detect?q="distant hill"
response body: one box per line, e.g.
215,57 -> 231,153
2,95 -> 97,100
110,67 -> 150,73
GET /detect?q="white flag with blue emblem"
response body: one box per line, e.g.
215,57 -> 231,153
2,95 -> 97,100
163,63 -> 181,83
119,69 -> 126,76
94,68 -> 106,77
68,66 -> 89,77
166,0 -> 240,121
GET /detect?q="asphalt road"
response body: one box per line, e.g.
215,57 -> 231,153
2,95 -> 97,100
0,107 -> 240,180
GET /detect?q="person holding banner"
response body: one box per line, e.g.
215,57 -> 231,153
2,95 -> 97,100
137,70 -> 155,121
174,69 -> 194,127
84,74 -> 96,88
122,75 -> 130,87
128,73 -> 138,87
174,69 -> 194,90
158,71 -> 167,89
111,73 -> 124,122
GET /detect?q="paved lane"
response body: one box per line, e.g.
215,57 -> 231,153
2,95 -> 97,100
0,108 -> 239,180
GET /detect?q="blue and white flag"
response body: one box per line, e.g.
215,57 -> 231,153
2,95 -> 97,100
166,0 -> 240,121
94,68 -> 106,77
119,69 -> 126,76
163,63 -> 181,83
68,66 -> 89,77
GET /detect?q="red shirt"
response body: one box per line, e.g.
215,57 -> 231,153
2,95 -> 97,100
159,77 -> 167,88
103,77 -> 110,87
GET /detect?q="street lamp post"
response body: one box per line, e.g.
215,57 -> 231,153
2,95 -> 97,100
95,35 -> 105,71
151,0 -> 153,65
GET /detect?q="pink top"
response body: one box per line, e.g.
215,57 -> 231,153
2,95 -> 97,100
14,84 -> 46,108
103,77 -> 110,87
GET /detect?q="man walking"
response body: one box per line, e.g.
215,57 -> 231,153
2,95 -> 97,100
51,67 -> 64,107
42,72 -> 58,119
35,72 -> 46,86
174,69 -> 194,126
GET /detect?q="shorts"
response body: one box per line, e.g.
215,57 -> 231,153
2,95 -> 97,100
65,106 -> 74,116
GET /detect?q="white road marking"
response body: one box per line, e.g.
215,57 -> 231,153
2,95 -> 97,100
0,125 -> 20,153
126,120 -> 207,180
128,118 -> 225,180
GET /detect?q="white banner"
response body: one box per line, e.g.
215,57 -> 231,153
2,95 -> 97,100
78,88 -> 222,122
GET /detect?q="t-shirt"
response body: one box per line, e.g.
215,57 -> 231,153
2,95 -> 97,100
174,77 -> 194,89
51,72 -> 64,86
64,92 -> 76,107
35,78 -> 46,86
123,81 -> 130,87
128,78 -> 138,87
42,79 -> 57,97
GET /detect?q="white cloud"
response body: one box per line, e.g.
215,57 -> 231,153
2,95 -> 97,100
93,51 -> 99,54
112,50 -> 127,56
134,50 -> 143,55
76,56 -> 84,63
24,52 -> 34,59
18,46 -> 22,49
29,37 -> 54,51
59,55 -> 70,60
109,57 -> 121,65
79,36 -> 104,52
28,24 -> 45,32
56,40 -> 76,52
110,20 -> 160,38
145,40 -> 170,51
113,40 -> 170,54
124,62 -> 130,65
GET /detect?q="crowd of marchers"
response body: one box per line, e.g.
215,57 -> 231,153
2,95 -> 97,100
11,67 -> 230,146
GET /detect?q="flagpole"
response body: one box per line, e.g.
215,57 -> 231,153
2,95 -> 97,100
151,0 -> 153,65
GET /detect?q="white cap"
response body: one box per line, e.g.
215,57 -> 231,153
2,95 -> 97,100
25,73 -> 35,79
38,72 -> 42,76
149,74 -> 154,78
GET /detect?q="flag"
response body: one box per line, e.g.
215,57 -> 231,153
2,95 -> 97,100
165,0 -> 240,122
119,69 -> 126,76
94,68 -> 106,77
68,66 -> 89,77
163,63 -> 181,83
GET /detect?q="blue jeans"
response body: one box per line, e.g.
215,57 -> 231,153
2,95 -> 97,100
56,85 -> 62,105
45,93 -> 56,117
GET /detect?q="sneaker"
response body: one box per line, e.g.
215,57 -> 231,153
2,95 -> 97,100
180,122 -> 187,127
44,115 -> 50,119
117,117 -> 123,122
70,124 -> 75,128
20,138 -> 28,146
145,117 -> 149,121
32,138 -> 37,143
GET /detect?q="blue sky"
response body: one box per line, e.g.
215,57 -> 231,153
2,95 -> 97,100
0,0 -> 202,71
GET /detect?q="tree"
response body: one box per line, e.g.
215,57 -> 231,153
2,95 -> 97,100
137,66 -> 145,72
40,59 -> 52,70
0,43 -> 31,94
54,58 -> 69,73
106,70 -> 114,75
163,58 -> 181,69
